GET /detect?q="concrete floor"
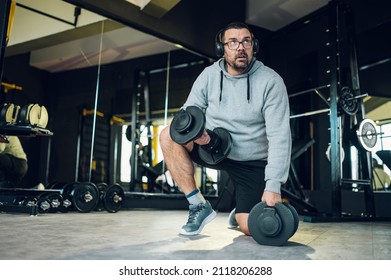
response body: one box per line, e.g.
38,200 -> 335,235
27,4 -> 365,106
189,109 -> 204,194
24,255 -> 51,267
1,209 -> 391,260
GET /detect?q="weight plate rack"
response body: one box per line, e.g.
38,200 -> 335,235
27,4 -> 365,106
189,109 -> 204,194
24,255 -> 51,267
0,182 -> 125,215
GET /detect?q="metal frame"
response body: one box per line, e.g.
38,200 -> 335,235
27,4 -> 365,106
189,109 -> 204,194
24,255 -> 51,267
304,0 -> 379,222
15,3 -> 81,27
0,0 -> 12,84
328,0 -> 342,217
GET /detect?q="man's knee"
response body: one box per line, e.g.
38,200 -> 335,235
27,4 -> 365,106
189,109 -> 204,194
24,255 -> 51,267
159,126 -> 171,147
236,213 -> 251,236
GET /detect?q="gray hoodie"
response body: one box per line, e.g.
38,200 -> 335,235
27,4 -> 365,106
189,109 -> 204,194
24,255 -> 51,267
183,58 -> 291,194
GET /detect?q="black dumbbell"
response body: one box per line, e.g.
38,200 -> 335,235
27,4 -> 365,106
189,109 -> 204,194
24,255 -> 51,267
51,181 -> 99,213
248,201 -> 299,246
13,195 -> 37,208
103,184 -> 125,213
169,106 -> 232,164
36,194 -> 52,214
45,193 -> 64,213
49,182 -> 73,213
69,182 -> 99,213
95,182 -> 108,211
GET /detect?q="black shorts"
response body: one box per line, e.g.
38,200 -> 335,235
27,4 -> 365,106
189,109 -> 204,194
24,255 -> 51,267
190,144 -> 266,213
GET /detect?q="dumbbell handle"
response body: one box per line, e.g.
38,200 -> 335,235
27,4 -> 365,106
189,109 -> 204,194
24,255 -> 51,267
200,129 -> 221,153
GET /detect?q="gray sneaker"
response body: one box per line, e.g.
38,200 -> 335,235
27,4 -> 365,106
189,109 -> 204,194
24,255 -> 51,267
180,201 -> 216,235
228,208 -> 238,228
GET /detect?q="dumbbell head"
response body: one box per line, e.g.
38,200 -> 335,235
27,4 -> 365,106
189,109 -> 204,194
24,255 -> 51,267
95,182 -> 108,211
45,193 -> 64,213
70,182 -> 99,213
18,103 -> 49,128
0,103 -> 20,123
198,127 -> 232,165
283,202 -> 299,236
169,106 -> 205,145
103,183 -> 124,213
248,202 -> 298,246
36,195 -> 52,214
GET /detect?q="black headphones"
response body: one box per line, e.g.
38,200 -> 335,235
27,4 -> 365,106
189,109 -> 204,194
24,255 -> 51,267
215,22 -> 259,58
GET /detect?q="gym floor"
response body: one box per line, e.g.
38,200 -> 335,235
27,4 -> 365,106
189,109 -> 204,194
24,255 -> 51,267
0,209 -> 391,260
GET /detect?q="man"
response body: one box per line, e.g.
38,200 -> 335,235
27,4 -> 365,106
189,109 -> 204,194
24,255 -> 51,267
159,22 -> 291,236
0,135 -> 28,188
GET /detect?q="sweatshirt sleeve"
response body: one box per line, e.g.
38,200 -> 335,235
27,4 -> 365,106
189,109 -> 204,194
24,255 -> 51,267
183,68 -> 209,110
262,76 -> 292,194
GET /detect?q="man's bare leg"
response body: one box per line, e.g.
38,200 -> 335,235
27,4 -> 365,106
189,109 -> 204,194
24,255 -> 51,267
159,127 -> 216,235
159,127 -> 197,195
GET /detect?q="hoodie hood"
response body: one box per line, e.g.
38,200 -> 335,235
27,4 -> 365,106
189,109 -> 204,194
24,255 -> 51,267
215,57 -> 262,103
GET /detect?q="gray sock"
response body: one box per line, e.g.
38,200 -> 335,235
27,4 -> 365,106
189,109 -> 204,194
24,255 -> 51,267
185,189 -> 205,207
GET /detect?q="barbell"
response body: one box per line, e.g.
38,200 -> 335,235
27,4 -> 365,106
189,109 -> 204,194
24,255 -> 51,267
289,86 -> 367,119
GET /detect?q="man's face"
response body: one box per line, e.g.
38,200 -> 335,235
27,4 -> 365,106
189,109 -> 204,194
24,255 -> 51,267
223,28 -> 254,75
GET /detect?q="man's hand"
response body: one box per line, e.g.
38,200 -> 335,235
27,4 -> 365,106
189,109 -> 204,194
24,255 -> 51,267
261,190 -> 282,207
194,130 -> 210,145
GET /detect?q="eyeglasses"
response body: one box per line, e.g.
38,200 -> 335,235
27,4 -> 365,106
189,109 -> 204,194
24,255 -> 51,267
223,39 -> 253,50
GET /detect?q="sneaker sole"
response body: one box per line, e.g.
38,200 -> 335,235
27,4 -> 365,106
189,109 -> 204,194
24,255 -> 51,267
179,210 -> 217,236
228,209 -> 238,228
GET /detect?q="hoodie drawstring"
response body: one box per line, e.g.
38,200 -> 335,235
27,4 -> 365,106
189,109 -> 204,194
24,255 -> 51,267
247,74 -> 250,103
219,71 -> 223,102
219,70 -> 250,103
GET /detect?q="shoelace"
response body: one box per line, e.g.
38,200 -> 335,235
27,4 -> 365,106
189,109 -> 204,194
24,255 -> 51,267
187,204 -> 203,224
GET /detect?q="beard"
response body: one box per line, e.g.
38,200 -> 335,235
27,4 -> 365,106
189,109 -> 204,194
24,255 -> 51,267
226,51 -> 251,73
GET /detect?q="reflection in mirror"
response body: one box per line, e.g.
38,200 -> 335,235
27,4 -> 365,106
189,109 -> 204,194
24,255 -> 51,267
2,0 -> 219,197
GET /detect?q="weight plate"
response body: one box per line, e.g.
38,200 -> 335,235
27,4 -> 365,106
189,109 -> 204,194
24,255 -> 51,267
170,106 -> 205,145
18,104 -> 34,125
45,182 -> 57,189
0,103 -> 19,123
29,104 -> 41,126
95,182 -> 108,211
45,193 -> 63,213
23,196 -> 38,207
283,202 -> 300,237
37,195 -> 51,213
71,182 -> 99,213
61,182 -> 79,195
37,105 -> 49,128
339,86 -> 359,116
357,119 -> 378,151
103,184 -> 124,213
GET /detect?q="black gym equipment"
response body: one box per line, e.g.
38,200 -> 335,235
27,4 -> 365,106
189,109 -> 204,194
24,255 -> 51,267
0,103 -> 20,123
170,106 -> 205,145
49,182 -> 74,212
94,182 -> 125,213
103,183 -> 125,213
170,106 -> 232,165
248,202 -> 299,246
338,86 -> 359,116
0,181 -> 101,214
95,182 -> 108,211
68,182 -> 99,213
282,137 -> 318,214
352,118 -> 378,152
